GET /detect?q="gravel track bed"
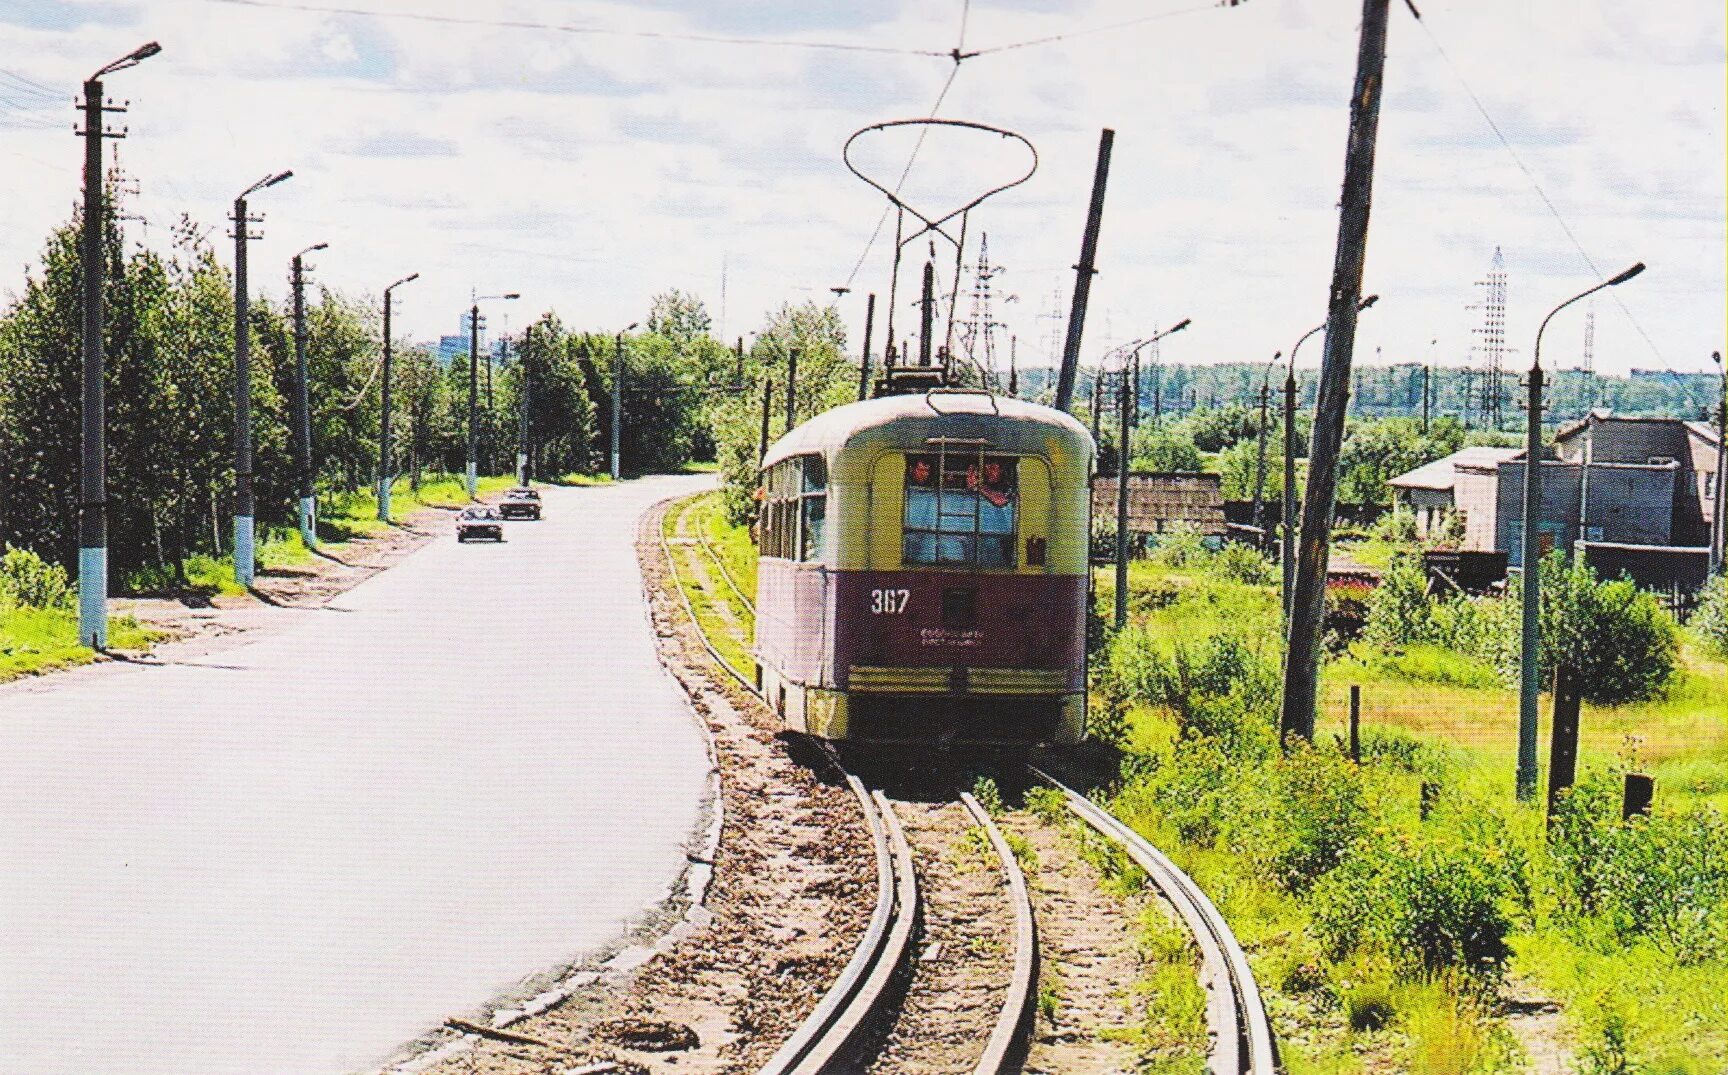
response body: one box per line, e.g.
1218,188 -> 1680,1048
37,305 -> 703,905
395,499 -> 873,1074
865,799 -> 1015,1075
1002,812 -> 1147,1074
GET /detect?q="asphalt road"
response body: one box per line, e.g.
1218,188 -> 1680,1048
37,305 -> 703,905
0,475 -> 714,1075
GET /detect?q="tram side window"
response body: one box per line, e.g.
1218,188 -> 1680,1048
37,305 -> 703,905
759,455 -> 827,561
800,456 -> 827,562
902,453 -> 1017,568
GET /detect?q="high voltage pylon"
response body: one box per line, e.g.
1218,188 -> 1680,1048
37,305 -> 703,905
957,233 -> 1010,389
1469,246 -> 1510,430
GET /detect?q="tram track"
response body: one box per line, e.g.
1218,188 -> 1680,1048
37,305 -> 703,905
660,489 -> 1278,1075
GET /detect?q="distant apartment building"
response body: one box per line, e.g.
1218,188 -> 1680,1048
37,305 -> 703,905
1387,412 -> 1722,590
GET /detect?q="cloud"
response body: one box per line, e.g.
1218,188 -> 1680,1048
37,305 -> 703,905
339,132 -> 459,158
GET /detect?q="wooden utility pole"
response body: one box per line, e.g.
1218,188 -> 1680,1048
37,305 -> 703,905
857,292 -> 876,401
1280,0 -> 1393,746
1054,129 -> 1114,412
1545,667 -> 1582,820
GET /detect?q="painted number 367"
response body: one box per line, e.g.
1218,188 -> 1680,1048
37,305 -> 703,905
870,588 -> 910,614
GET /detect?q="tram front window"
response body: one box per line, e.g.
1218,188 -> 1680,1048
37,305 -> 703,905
903,453 -> 1016,567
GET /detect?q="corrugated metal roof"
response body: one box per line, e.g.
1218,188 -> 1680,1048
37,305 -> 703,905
1387,447 -> 1520,490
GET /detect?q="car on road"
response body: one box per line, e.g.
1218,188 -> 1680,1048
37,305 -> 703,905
500,487 -> 543,520
456,506 -> 504,542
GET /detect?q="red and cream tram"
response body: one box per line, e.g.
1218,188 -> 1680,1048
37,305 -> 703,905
753,389 -> 1095,745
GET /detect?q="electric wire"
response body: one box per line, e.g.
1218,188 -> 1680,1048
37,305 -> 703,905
968,1 -> 1227,56
1409,9 -> 1668,366
0,68 -> 59,98
200,0 -> 947,57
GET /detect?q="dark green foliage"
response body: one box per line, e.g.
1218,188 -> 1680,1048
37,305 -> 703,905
1337,416 -> 1465,506
1550,774 -> 1728,960
1311,834 -> 1515,976
1524,553 -> 1680,706
1130,425 -> 1203,472
1689,576 -> 1728,659
1250,746 -> 1370,892
0,548 -> 73,610
0,194 -> 700,582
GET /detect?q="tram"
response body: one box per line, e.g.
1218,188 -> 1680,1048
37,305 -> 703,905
753,388 -> 1094,745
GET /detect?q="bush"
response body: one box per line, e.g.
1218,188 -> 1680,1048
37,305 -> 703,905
1521,553 -> 1680,706
1550,775 -> 1728,960
0,548 -> 73,610
1107,628 -> 1279,753
1690,576 -> 1728,659
1245,745 -> 1369,892
1363,553 -> 1430,650
1212,542 -> 1275,586
1312,834 -> 1514,976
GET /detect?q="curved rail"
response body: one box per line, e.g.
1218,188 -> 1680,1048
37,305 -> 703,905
757,783 -> 919,1075
958,792 -> 1039,1075
657,496 -> 757,693
1030,767 -> 1277,1075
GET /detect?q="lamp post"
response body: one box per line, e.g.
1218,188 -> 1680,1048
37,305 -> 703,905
467,292 -> 519,499
611,321 -> 639,480
76,40 -> 160,648
231,168 -> 293,588
289,242 -> 326,548
1251,351 -> 1282,545
517,324 -> 532,485
1711,350 -> 1725,578
1516,262 -> 1645,801
1112,320 -> 1190,630
1281,294 -> 1377,623
377,272 -> 419,522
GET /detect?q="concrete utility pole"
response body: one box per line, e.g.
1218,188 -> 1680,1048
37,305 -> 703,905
231,169 -> 293,588
1251,354 -> 1279,541
1280,0 -> 1391,747
610,321 -> 637,480
1283,296 -> 1378,622
1712,351 -> 1726,577
857,292 -> 876,401
1055,128 -> 1113,413
918,261 -> 936,369
1113,321 -> 1188,630
517,325 -> 532,485
377,272 -> 419,522
785,346 -> 800,431
290,242 -> 326,548
758,374 -> 773,463
468,292 -> 519,498
1516,262 -> 1645,800
76,41 -> 160,648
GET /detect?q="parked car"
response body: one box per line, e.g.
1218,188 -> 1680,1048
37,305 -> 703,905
500,487 -> 542,520
456,506 -> 504,542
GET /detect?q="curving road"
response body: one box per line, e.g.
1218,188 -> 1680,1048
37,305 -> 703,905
0,475 -> 714,1075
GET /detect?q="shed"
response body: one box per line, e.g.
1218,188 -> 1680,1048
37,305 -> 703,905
1090,471 -> 1227,539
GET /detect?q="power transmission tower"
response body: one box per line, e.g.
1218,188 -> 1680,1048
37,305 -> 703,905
1470,247 -> 1510,431
958,232 -> 1009,389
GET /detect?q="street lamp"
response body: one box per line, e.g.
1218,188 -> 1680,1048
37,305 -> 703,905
1112,319 -> 1191,630
612,321 -> 640,480
467,291 -> 519,499
1250,351 -> 1283,543
1281,294 -> 1378,623
1516,261 -> 1645,802
290,242 -> 327,548
1711,350 -> 1726,578
378,272 -> 420,522
231,168 -> 293,588
77,40 -> 161,649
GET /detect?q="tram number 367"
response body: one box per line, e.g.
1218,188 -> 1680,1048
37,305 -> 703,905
870,588 -> 910,615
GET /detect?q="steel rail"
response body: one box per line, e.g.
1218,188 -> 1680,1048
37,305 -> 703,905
1030,767 -> 1277,1075
656,495 -> 758,693
958,792 -> 1039,1075
757,785 -> 919,1075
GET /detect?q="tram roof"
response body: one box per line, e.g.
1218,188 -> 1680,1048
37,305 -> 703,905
761,390 -> 1093,471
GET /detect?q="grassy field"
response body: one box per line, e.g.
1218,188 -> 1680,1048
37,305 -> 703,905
0,606 -> 163,681
1102,550 -> 1726,1074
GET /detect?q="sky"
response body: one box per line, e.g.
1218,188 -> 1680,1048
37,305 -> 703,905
0,0 -> 1722,381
